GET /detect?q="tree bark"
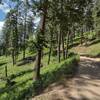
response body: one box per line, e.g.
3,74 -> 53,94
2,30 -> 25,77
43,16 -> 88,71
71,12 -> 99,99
80,27 -> 83,45
48,32 -> 53,65
58,29 -> 61,63
62,33 -> 65,60
23,0 -> 27,59
12,50 -> 16,65
34,0 -> 48,81
66,31 -> 70,58
35,49 -> 42,80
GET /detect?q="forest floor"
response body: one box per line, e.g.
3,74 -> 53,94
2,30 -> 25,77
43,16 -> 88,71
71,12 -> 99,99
32,56 -> 100,100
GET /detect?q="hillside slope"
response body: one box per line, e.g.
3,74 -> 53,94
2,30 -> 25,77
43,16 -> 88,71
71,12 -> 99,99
71,42 -> 100,57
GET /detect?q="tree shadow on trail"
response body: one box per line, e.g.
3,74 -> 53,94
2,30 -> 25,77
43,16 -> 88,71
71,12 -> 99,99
71,58 -> 100,100
78,58 -> 100,80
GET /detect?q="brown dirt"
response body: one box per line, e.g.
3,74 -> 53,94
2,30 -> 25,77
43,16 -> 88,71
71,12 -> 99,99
32,56 -> 100,100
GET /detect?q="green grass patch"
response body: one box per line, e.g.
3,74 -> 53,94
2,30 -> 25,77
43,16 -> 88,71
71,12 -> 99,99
71,41 -> 100,57
0,53 -> 79,100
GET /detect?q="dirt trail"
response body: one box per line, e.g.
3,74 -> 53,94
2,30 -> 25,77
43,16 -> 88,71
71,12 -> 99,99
32,56 -> 100,100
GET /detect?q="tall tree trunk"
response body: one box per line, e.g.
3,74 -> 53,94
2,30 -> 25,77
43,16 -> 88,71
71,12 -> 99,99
62,33 -> 65,60
85,26 -> 88,46
66,31 -> 70,58
5,65 -> 8,78
48,32 -> 53,65
73,26 -> 76,39
58,29 -> 61,63
34,0 -> 48,81
35,49 -> 42,80
23,0 -> 27,59
23,25 -> 26,59
80,27 -> 83,45
48,45 -> 52,65
12,50 -> 16,65
72,26 -> 75,45
23,46 -> 25,59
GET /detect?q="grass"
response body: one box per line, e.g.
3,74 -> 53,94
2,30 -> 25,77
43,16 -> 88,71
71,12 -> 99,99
0,52 -> 79,100
41,54 -> 79,87
0,53 -> 34,100
71,41 -> 100,57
